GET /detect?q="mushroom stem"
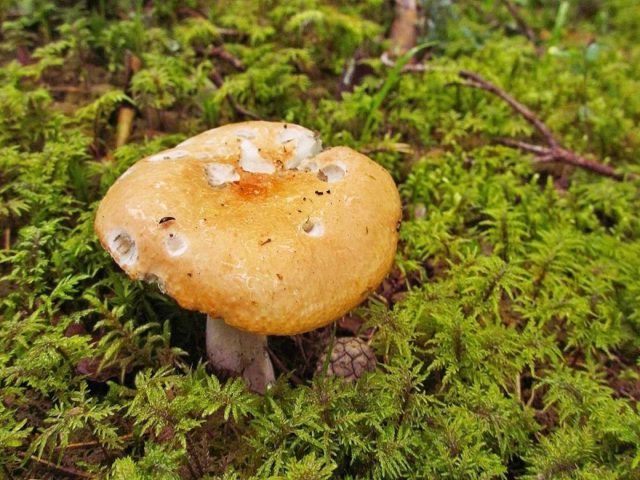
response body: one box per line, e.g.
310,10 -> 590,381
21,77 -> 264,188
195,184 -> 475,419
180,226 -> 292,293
205,316 -> 275,393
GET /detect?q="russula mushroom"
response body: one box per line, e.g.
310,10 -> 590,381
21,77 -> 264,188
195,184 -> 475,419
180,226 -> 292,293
94,121 -> 401,392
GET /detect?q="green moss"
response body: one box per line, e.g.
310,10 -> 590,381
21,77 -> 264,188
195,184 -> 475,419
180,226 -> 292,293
1,1 -> 640,478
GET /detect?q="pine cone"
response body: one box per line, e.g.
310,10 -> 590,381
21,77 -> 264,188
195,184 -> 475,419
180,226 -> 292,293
316,337 -> 377,381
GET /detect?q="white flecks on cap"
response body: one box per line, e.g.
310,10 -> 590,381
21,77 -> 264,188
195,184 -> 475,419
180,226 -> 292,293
297,158 -> 319,173
239,139 -> 276,174
148,149 -> 189,162
295,132 -> 322,158
301,218 -> 325,237
277,126 -> 303,144
318,163 -> 346,183
205,163 -> 240,187
164,233 -> 188,257
107,229 -> 138,266
279,127 -> 323,170
235,128 -> 257,139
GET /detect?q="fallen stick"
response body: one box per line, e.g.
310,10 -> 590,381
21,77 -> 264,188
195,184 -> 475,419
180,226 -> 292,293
383,0 -> 631,182
209,70 -> 261,120
210,46 -> 245,71
458,70 -> 630,181
17,451 -> 95,479
459,70 -> 557,147
53,432 -> 134,451
500,0 -> 540,49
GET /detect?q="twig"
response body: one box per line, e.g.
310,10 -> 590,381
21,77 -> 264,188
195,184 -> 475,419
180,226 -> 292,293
210,46 -> 245,71
494,138 -> 551,156
267,347 -> 303,385
500,0 -> 539,48
177,6 -> 208,19
54,433 -> 133,451
177,7 -> 244,36
458,70 -> 631,181
459,69 -> 557,148
184,455 -> 200,480
188,433 -> 207,478
17,451 -> 95,479
47,85 -> 91,93
496,138 -> 624,179
209,70 -> 261,120
293,335 -> 310,365
380,52 -> 429,73
319,322 -> 337,381
383,0 -> 629,181
16,45 -> 33,65
3,228 -> 10,250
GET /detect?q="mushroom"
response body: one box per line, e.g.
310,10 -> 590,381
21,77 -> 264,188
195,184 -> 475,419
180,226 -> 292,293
94,121 -> 401,392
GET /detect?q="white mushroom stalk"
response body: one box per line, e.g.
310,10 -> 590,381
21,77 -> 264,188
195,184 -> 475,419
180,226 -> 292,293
206,316 -> 275,393
94,121 -> 401,394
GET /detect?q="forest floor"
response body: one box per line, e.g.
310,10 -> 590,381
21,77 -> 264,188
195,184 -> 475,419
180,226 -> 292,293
2,1 -> 640,478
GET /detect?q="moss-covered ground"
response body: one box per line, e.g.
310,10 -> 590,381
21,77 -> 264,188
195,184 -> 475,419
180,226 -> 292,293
2,1 -> 640,478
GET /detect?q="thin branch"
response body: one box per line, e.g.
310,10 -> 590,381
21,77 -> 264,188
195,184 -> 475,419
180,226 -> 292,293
459,70 -> 632,181
459,70 -> 557,147
551,147 -> 626,180
500,0 -> 539,48
267,347 -> 303,385
176,7 -> 242,36
184,455 -> 200,480
47,85 -> 90,93
209,70 -> 262,120
380,52 -> 429,72
54,433 -> 133,451
208,43 -> 261,120
383,0 -> 631,182
210,46 -> 245,71
17,452 -> 95,479
496,138 -> 554,156
319,322 -> 337,381
177,6 -> 208,19
497,138 -> 627,181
